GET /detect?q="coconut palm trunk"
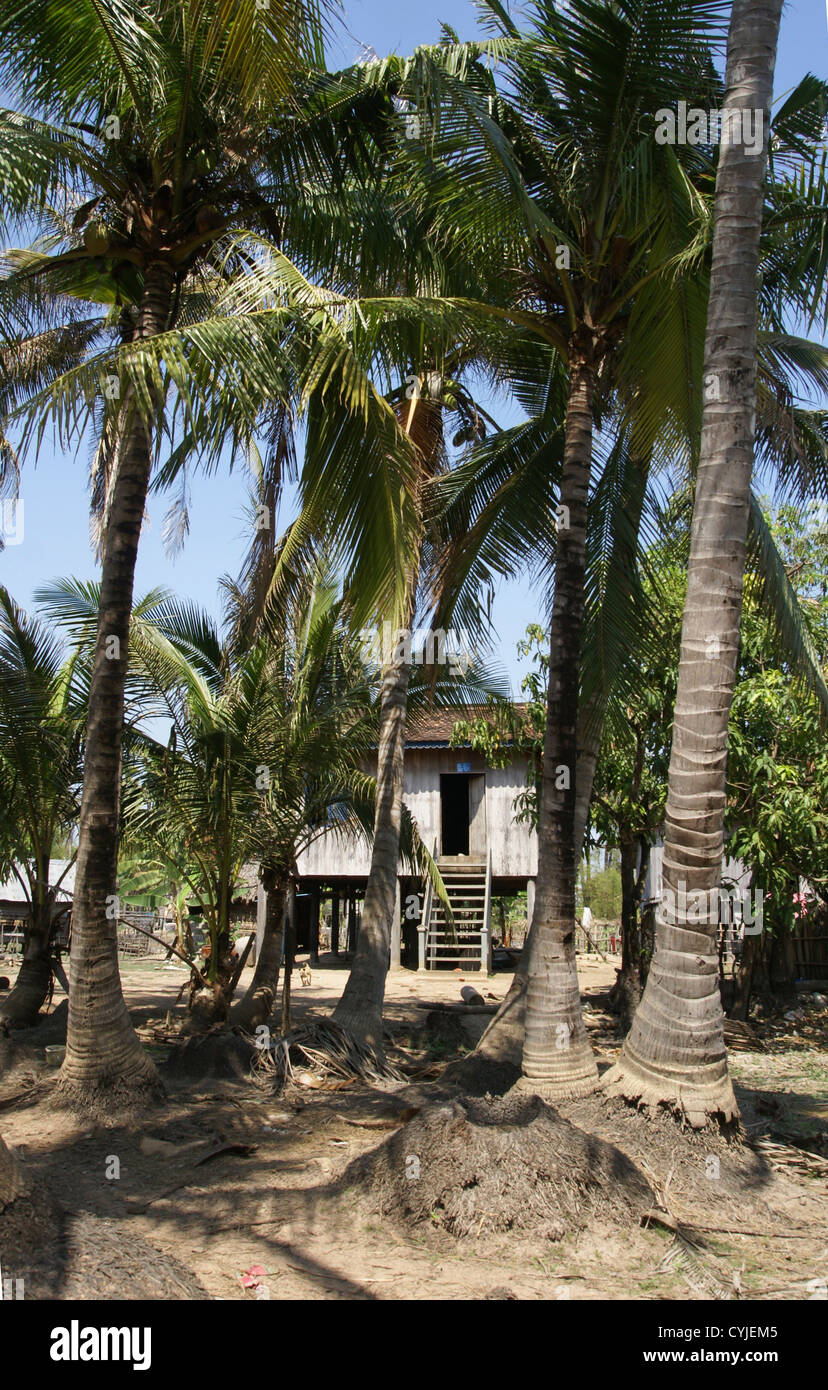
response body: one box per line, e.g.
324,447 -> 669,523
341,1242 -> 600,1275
0,857 -> 53,1028
473,733 -> 599,1069
604,0 -> 782,1128
332,389 -> 443,1052
56,262 -> 174,1112
613,834 -> 650,1028
333,628 -> 412,1051
281,876 -> 298,1034
517,357 -> 601,1097
231,869 -> 287,1031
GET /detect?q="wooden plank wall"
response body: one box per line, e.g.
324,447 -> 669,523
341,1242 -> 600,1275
296,748 -> 537,879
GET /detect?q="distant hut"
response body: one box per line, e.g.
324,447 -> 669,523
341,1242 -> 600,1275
284,705 -> 538,972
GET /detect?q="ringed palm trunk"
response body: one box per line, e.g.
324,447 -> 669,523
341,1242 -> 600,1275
611,835 -> 650,1030
184,878 -> 237,1033
281,876 -> 297,1034
518,357 -> 600,1098
473,736 -> 598,1068
604,0 -> 782,1127
473,454 -> 647,1069
56,261 -> 175,1112
333,626 -> 412,1052
0,860 -> 53,1029
230,869 -> 287,1031
332,393 -> 439,1053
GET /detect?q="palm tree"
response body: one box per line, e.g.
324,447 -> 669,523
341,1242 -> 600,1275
329,379 -> 493,1052
405,0 -> 736,1097
41,570 -> 384,1029
0,0 -> 414,1110
605,0 -> 785,1127
241,161 -> 515,1051
415,2 -> 828,1089
0,588 -> 83,1027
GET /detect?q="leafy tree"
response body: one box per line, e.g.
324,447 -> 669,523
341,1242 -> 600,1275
608,0 -> 787,1127
41,568 -> 388,1031
0,0 -> 419,1111
590,533 -> 685,1020
726,504 -> 828,1013
410,0 -> 828,1098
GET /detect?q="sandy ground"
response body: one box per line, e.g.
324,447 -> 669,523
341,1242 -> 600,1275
1,949 -> 827,1301
114,948 -> 621,1019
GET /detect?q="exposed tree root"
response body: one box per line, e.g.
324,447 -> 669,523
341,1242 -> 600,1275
345,1092 -> 654,1239
554,1092 -> 757,1225
602,1051 -> 741,1132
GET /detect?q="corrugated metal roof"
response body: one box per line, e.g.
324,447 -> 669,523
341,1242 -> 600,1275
405,703 -> 531,747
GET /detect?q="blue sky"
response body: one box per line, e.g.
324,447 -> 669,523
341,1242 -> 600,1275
1,1 -> 825,692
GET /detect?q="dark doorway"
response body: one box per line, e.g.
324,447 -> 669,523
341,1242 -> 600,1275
441,774 -> 470,855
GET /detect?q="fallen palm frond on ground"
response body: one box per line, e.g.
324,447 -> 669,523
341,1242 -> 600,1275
724,1018 -> 766,1051
249,1019 -> 405,1090
658,1231 -> 734,1300
749,1132 -> 828,1177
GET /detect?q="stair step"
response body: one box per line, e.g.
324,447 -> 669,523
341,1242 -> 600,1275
430,926 -> 484,933
439,873 -> 487,881
438,869 -> 487,877
428,942 -> 483,948
431,920 -> 485,927
427,958 -> 483,966
427,949 -> 484,956
433,907 -> 485,914
426,858 -> 491,970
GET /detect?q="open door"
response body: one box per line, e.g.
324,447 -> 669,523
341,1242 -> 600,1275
468,774 -> 487,858
440,774 -> 469,855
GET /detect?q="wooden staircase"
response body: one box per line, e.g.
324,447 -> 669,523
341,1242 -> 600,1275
425,854 -> 491,971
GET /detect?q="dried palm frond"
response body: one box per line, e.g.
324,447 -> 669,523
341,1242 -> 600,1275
249,1019 -> 404,1091
750,1134 -> 828,1178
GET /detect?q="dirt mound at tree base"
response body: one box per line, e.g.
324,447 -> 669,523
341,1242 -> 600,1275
2,1131 -> 208,1298
4,1211 -> 210,1300
556,1092 -> 761,1211
441,1054 -> 521,1095
33,1213 -> 210,1299
345,1092 -> 654,1239
162,1030 -> 256,1080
